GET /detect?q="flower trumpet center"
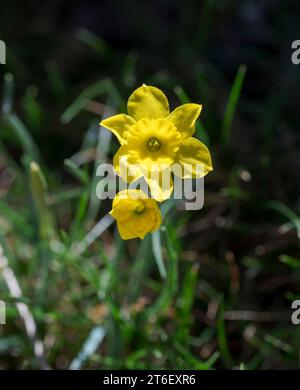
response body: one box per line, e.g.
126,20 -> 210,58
135,203 -> 146,214
126,118 -> 181,169
147,138 -> 161,152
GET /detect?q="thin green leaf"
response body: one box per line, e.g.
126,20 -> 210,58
221,64 -> 247,146
151,230 -> 167,279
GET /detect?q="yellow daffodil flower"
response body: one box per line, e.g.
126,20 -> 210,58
110,189 -> 162,240
101,84 -> 213,202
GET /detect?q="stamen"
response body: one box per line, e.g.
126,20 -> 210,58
148,138 -> 161,152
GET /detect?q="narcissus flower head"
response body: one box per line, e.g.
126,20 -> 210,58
101,84 -> 213,202
126,118 -> 181,170
110,189 -> 162,240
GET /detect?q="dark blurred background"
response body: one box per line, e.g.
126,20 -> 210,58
0,0 -> 300,370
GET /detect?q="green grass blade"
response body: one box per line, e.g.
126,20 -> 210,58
5,113 -> 39,162
70,326 -> 106,370
256,199 -> 300,239
221,64 -> 247,146
279,255 -> 300,269
1,72 -> 14,114
217,300 -> 235,368
64,158 -> 89,184
151,230 -> 167,279
77,28 -> 110,56
45,60 -> 69,103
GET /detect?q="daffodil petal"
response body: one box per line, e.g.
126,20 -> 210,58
117,220 -> 137,240
114,189 -> 148,201
145,169 -> 174,202
128,215 -> 150,239
100,114 -> 136,145
110,200 -> 136,222
167,103 -> 202,139
173,137 -> 213,178
147,203 -> 162,232
127,85 -> 170,120
113,146 -> 143,183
